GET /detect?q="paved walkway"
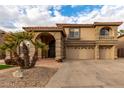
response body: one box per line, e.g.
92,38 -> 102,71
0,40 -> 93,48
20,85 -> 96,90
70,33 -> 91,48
45,59 -> 124,88
36,59 -> 62,68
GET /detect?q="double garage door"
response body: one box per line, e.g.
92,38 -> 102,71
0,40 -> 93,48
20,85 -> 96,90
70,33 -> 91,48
66,46 -> 95,59
66,46 -> 113,59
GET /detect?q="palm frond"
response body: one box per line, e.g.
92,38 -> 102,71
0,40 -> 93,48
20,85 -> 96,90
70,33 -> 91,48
34,40 -> 46,48
0,44 -> 7,51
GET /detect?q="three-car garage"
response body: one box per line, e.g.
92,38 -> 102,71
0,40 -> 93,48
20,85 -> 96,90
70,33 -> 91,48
65,45 -> 114,60
66,46 -> 95,59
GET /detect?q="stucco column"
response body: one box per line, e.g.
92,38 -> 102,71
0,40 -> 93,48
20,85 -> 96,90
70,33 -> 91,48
95,45 -> 99,59
95,27 -> 99,40
113,45 -> 117,59
55,39 -> 62,62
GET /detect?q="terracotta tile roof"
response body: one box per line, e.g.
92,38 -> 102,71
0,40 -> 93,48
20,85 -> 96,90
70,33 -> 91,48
23,26 -> 66,37
23,22 -> 123,30
118,34 -> 124,38
56,22 -> 123,27
23,27 -> 63,31
56,23 -> 94,28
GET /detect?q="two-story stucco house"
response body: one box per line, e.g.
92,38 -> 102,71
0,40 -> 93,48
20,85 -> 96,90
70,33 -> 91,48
23,22 -> 122,62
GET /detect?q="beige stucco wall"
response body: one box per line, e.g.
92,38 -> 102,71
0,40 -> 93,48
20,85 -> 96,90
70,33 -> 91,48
80,28 -> 95,40
64,26 -> 117,40
64,27 -> 96,40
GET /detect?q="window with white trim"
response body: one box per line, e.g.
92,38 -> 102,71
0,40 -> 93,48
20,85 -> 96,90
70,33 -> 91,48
69,28 -> 80,39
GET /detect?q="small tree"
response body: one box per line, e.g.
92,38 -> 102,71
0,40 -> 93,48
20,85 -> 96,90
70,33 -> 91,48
0,44 -> 7,59
0,31 -> 46,69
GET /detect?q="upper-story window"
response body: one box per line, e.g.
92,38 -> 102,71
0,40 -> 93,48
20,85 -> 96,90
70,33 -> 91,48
100,27 -> 110,36
69,28 -> 80,39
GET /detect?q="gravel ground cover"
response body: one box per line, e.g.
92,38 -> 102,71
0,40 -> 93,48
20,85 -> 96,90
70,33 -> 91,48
0,67 -> 57,88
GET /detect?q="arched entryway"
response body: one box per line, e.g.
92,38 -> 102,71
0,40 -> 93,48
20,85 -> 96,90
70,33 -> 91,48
36,32 -> 55,59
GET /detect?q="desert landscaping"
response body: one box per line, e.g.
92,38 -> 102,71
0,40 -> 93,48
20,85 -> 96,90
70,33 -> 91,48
2,59 -> 124,88
0,59 -> 61,88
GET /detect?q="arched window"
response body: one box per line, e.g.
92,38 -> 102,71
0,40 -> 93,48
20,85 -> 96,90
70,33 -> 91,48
100,27 -> 110,36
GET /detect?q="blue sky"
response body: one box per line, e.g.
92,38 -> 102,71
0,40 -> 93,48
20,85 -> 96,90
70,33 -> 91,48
0,5 -> 123,31
50,5 -> 103,17
59,5 -> 102,17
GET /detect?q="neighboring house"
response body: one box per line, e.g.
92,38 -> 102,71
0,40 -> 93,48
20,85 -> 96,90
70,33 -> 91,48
117,34 -> 124,57
23,22 -> 122,62
0,29 -> 5,43
0,29 -> 6,59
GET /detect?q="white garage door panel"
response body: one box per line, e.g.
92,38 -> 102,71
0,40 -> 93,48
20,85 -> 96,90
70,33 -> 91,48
66,47 -> 95,59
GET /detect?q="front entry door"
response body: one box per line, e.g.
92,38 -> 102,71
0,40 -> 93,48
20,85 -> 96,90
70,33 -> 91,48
48,40 -> 55,58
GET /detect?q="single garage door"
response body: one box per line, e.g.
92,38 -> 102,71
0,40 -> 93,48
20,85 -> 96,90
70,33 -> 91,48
66,46 -> 95,59
99,46 -> 112,59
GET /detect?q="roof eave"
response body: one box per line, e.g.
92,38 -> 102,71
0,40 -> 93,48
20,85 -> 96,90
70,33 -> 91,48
56,23 -> 94,28
94,22 -> 123,26
118,34 -> 124,38
23,27 -> 66,37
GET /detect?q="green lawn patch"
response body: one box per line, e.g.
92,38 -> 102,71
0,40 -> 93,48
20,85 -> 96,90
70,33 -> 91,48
0,65 -> 14,70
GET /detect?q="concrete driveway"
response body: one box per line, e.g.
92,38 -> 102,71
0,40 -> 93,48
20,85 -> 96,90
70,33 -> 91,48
45,59 -> 124,88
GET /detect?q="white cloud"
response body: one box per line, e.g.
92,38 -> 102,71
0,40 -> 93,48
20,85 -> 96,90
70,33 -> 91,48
0,5 -> 124,32
70,5 -> 78,8
76,6 -> 124,29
